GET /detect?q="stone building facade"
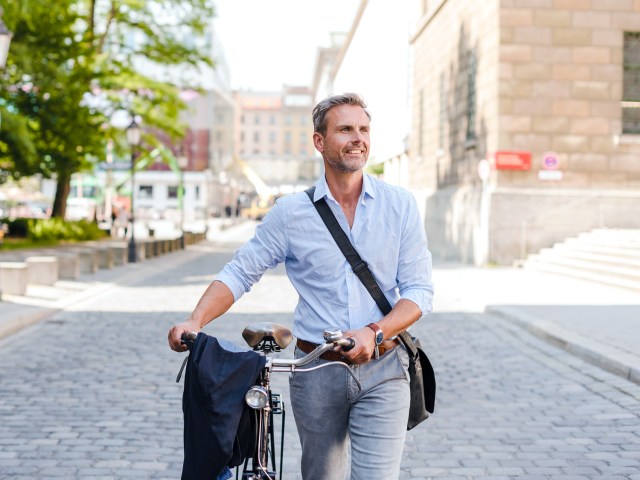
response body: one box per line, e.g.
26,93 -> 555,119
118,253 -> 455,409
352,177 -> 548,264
233,88 -> 320,190
410,0 -> 640,264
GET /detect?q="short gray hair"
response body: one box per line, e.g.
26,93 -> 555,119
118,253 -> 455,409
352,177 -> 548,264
312,93 -> 371,135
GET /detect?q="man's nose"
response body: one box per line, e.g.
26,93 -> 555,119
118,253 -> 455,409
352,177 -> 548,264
351,130 -> 365,143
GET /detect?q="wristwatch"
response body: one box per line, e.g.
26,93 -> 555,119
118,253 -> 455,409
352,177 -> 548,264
366,323 -> 384,359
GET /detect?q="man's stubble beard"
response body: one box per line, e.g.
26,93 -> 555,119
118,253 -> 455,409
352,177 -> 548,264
325,155 -> 367,174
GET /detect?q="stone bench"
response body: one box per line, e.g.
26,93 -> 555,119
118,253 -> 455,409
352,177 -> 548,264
39,250 -> 80,280
105,241 -> 128,266
66,248 -> 99,274
25,256 -> 59,286
53,252 -> 81,280
81,242 -> 114,269
0,262 -> 29,296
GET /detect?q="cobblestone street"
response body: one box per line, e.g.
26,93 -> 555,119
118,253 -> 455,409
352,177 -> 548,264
1,229 -> 639,479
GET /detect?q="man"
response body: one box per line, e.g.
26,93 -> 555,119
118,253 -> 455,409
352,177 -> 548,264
168,93 -> 433,479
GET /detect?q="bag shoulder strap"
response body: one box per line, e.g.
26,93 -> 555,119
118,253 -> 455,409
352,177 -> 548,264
305,186 -> 393,316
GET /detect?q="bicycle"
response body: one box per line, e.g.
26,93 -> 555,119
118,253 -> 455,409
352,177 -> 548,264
181,322 -> 359,480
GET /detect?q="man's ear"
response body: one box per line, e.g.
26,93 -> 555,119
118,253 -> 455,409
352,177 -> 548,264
313,132 -> 324,153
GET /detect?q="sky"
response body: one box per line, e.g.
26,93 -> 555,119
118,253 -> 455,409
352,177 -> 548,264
212,0 -> 361,91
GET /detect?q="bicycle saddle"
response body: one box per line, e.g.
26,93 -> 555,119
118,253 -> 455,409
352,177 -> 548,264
242,322 -> 293,350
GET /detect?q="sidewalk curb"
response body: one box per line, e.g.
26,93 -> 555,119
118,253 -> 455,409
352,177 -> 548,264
486,305 -> 640,385
0,306 -> 60,340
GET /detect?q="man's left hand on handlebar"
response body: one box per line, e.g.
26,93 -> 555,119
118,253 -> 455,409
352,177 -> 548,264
337,327 -> 376,364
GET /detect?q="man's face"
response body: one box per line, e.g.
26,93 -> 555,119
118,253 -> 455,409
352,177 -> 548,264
314,104 -> 370,174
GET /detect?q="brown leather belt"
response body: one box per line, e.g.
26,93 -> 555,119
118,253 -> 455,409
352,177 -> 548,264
296,338 -> 400,364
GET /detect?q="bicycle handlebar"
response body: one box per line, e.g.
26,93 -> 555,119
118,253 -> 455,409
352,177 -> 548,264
179,329 -> 361,390
180,329 -> 355,371
269,335 -> 354,372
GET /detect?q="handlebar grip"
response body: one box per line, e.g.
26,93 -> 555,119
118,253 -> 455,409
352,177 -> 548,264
181,331 -> 197,345
340,337 -> 355,352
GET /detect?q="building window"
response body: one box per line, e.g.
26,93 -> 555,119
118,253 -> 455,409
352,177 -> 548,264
138,185 -> 153,199
270,115 -> 276,125
269,131 -> 276,143
300,132 -> 307,144
284,131 -> 292,144
439,73 -> 447,150
623,32 -> 640,134
284,115 -> 292,125
254,132 -> 260,142
466,50 -> 477,141
168,186 -> 179,199
195,186 -> 200,200
300,115 -> 307,125
254,115 -> 260,125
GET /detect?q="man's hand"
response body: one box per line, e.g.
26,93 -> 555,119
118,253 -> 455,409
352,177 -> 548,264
338,327 -> 376,364
168,320 -> 200,352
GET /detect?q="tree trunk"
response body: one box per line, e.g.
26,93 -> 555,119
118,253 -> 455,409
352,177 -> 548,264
51,169 -> 71,219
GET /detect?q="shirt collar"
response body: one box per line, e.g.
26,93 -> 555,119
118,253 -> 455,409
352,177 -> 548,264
313,174 -> 376,204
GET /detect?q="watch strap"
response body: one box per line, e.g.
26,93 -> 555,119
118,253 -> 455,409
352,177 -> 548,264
366,323 -> 384,345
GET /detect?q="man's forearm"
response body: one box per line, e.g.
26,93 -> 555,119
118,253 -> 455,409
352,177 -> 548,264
377,298 -> 423,339
187,280 -> 235,329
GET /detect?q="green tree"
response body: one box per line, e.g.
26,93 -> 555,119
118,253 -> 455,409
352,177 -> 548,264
0,0 -> 214,217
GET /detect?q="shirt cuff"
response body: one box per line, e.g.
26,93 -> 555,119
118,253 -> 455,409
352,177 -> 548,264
215,269 -> 247,302
400,289 -> 433,316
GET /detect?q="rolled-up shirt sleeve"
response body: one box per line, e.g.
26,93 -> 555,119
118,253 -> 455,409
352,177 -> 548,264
396,194 -> 434,315
216,200 -> 288,301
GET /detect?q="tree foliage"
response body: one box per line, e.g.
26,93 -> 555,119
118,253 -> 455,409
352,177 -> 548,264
0,0 -> 215,217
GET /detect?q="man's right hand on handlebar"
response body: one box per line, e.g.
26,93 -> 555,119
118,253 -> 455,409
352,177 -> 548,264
168,320 -> 200,352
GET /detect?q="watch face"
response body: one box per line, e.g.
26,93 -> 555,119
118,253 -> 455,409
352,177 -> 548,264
375,332 -> 383,345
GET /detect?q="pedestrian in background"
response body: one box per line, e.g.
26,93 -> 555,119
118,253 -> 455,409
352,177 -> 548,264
168,92 -> 434,479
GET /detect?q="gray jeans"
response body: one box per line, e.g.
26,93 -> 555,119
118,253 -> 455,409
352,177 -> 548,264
289,344 -> 411,480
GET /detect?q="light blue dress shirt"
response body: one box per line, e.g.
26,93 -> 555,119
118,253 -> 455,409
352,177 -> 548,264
217,174 -> 434,344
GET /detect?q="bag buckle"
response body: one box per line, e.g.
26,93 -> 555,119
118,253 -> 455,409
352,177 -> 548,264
352,260 -> 368,275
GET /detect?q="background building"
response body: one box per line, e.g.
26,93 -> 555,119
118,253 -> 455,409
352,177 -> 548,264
234,87 -> 319,194
317,0 -> 640,265
410,0 -> 640,264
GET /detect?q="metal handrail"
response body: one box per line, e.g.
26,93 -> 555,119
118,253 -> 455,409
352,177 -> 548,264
519,194 -> 605,259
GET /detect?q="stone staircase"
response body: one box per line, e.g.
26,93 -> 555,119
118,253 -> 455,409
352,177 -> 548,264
521,228 -> 640,292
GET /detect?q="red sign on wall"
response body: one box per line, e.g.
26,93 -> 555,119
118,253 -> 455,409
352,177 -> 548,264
489,151 -> 531,171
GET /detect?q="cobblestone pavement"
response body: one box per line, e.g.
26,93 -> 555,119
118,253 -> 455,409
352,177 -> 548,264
1,235 -> 639,479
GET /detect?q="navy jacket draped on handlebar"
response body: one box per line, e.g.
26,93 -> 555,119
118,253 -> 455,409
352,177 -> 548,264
181,333 -> 267,480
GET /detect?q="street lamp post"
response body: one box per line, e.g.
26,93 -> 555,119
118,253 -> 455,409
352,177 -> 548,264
176,149 -> 188,249
126,118 -> 141,263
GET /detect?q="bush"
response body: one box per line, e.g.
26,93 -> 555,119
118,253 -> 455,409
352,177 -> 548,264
26,218 -> 106,242
0,217 -> 104,241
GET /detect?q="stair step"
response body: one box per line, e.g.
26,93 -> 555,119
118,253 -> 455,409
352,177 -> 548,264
537,249 -> 640,270
524,228 -> 640,291
565,237 -> 640,251
526,262 -> 640,292
528,256 -> 640,282
552,243 -> 640,260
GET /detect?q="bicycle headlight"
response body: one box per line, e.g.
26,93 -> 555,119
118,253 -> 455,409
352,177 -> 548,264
245,386 -> 269,409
